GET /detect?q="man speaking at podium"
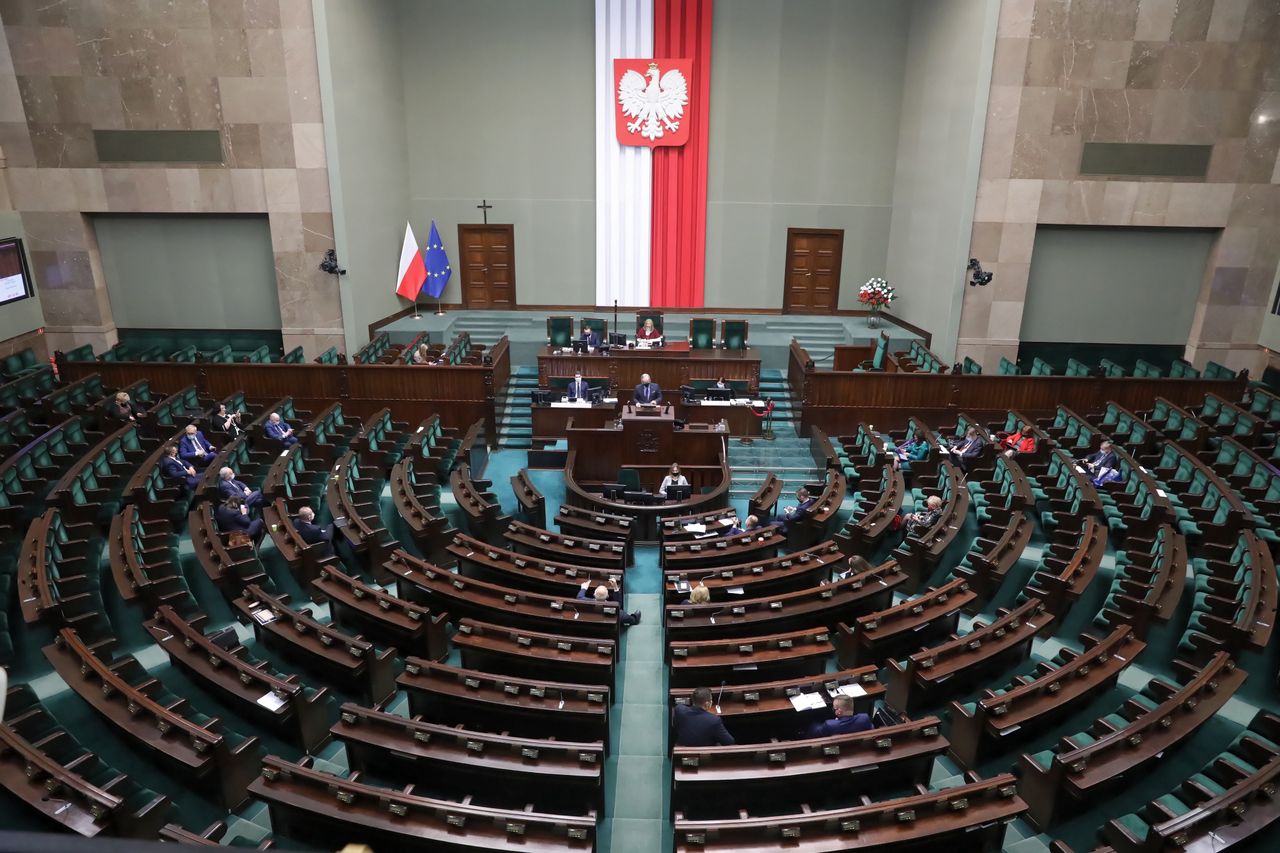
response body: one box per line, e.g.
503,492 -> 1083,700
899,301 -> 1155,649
633,373 -> 663,405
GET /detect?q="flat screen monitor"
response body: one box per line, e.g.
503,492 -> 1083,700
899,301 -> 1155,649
608,332 -> 627,346
665,484 -> 692,501
532,389 -> 553,406
623,490 -> 660,505
705,387 -> 733,401
571,340 -> 588,354
588,388 -> 604,404
601,483 -> 627,501
0,238 -> 34,307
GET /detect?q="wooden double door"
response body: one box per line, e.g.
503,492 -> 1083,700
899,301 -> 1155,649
783,228 -> 843,314
458,224 -> 516,309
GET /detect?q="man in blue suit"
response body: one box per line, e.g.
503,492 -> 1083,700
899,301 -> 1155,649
159,444 -> 199,493
218,466 -> 262,510
178,423 -> 216,469
265,412 -> 299,448
567,372 -> 591,401
803,695 -> 873,739
293,505 -> 336,558
673,687 -> 734,746
777,487 -> 816,532
580,325 -> 602,349
633,373 -> 662,405
215,496 -> 264,546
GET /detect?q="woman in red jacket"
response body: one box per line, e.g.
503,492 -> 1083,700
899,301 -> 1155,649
1001,425 -> 1037,458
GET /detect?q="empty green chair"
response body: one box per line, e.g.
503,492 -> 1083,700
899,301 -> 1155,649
1065,358 -> 1090,377
998,356 -> 1019,375
962,356 -> 982,374
720,320 -> 748,351
689,318 -> 716,350
546,316 -> 573,347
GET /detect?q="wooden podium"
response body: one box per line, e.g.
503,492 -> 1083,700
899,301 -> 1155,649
620,404 -> 677,466
566,403 -> 725,489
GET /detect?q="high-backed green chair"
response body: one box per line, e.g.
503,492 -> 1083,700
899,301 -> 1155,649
857,333 -> 889,371
998,356 -> 1019,375
618,468 -> 642,492
581,317 -> 608,341
720,320 -> 748,351
689,318 -> 716,349
1030,357 -> 1054,376
547,316 -> 573,347
962,356 -> 982,374
1065,358 -> 1090,377
635,310 -> 664,338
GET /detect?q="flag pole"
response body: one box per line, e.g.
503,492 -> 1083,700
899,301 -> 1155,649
434,298 -> 445,316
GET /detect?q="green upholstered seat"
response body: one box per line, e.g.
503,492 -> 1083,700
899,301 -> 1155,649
720,319 -> 748,350
689,318 -> 716,349
546,316 -> 573,347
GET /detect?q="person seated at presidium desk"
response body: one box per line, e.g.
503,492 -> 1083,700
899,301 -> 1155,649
178,423 -> 216,469
633,373 -> 663,405
637,318 -> 662,341
159,444 -> 200,494
580,326 -> 603,349
566,372 -> 592,401
659,464 -> 689,498
673,686 -> 735,747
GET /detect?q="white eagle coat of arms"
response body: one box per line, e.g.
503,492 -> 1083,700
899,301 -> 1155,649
615,60 -> 691,147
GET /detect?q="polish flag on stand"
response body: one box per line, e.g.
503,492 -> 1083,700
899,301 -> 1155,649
395,222 -> 427,300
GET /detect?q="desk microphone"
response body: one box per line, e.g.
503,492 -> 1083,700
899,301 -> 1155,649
707,607 -> 726,625
715,680 -> 725,715
568,604 -> 580,620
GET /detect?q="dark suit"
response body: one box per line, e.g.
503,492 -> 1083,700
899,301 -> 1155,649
265,419 -> 298,448
178,431 -> 215,468
106,401 -> 145,422
567,379 -> 591,400
805,712 -> 873,739
633,382 -> 663,405
953,436 -> 985,472
778,497 -> 817,532
726,526 -> 744,536
673,703 -> 735,747
159,455 -> 199,493
580,330 -> 602,348
1085,449 -> 1118,470
219,477 -> 263,510
294,517 -> 335,557
215,503 -> 264,543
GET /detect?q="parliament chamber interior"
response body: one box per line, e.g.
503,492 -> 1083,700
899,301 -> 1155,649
0,1 -> 1279,852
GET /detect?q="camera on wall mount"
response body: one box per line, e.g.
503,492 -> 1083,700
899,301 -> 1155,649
967,258 -> 992,287
320,249 -> 346,277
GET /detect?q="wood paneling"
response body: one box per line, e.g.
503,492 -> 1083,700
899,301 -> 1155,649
57,338 -> 512,448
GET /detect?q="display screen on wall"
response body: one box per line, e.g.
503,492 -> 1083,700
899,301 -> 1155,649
0,238 -> 34,307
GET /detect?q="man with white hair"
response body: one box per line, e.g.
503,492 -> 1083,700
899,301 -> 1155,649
265,412 -> 298,448
178,423 -> 216,468
293,505 -> 336,557
578,577 -> 641,626
218,466 -> 262,510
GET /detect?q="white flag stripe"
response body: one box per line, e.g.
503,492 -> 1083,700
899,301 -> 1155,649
595,0 -> 653,308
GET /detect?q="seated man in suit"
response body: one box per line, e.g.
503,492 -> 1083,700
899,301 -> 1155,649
673,687 -> 735,747
210,402 -> 243,438
293,505 -> 336,557
945,427 -> 986,474
580,324 -> 602,349
1081,439 -> 1121,487
578,577 -> 640,626
159,444 -> 200,494
658,463 -> 689,497
178,423 -> 216,469
777,487 -> 816,532
265,412 -> 299,448
802,695 -> 873,739
633,373 -> 663,405
742,514 -> 764,533
215,496 -> 264,546
218,466 -> 263,510
637,317 -> 662,341
566,372 -> 591,401
724,515 -> 744,536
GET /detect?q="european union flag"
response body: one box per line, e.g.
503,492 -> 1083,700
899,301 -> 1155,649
423,220 -> 451,299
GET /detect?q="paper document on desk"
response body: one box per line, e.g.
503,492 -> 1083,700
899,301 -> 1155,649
683,523 -> 707,533
250,608 -> 277,625
829,683 -> 867,699
256,691 -> 288,712
789,692 -> 826,711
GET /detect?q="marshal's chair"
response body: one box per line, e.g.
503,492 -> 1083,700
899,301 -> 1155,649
720,320 -> 749,350
581,317 -> 608,342
636,309 -> 664,338
547,316 -> 573,347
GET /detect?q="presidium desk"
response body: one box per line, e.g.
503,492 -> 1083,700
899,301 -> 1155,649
534,341 -> 765,444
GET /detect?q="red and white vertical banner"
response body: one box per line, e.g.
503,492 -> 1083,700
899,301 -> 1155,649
596,0 -> 712,309
651,0 -> 712,308
595,0 -> 654,307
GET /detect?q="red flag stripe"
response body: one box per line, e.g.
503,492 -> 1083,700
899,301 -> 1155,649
651,0 -> 712,308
